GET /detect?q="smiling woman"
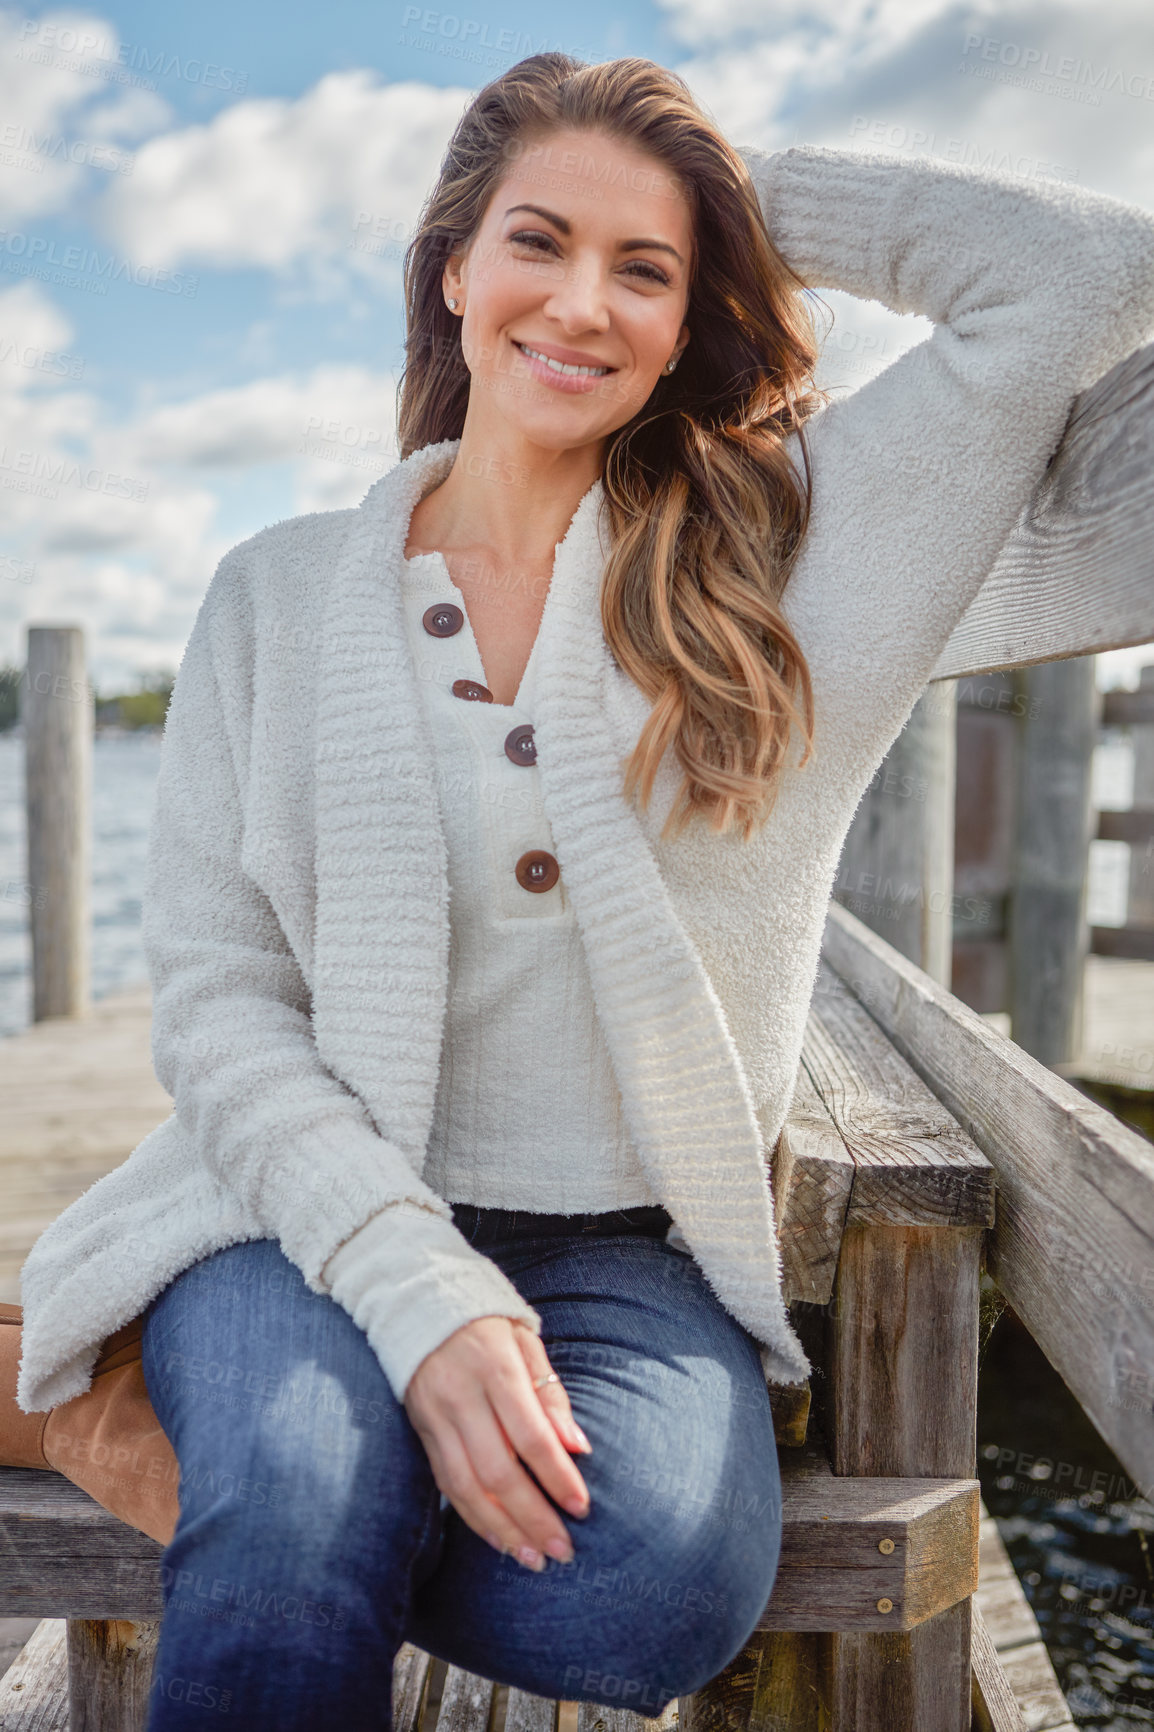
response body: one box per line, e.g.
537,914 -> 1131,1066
8,42 -> 1154,1732
399,62 -> 825,826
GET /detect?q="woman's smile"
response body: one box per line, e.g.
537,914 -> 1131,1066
510,337 -> 617,389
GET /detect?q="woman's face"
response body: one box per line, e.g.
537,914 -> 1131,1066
445,125 -> 694,458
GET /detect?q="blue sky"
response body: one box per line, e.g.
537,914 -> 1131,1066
0,0 -> 1151,690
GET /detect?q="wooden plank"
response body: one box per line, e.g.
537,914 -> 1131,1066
434,1666 -> 494,1732
1102,685 -> 1154,726
768,1383 -> 811,1449
975,1509 -> 1074,1732
970,1603 -> 1027,1732
679,1633 -> 826,1732
832,681 -> 957,982
976,1513 -> 1039,1653
0,1618 -> 68,1730
775,1062 -> 854,1306
392,1644 -> 434,1732
1127,665 -> 1154,927
1098,808 -> 1154,844
0,1472 -> 162,1620
827,1603 -> 971,1732
1007,658 -> 1095,1068
504,1688 -> 557,1732
826,1223 -> 984,1479
998,1645 -> 1076,1732
576,1702 -> 676,1732
0,985 -> 170,1304
930,340 -> 1154,680
805,962 -> 995,1228
758,1465 -> 979,1632
820,897 -> 1154,1495
66,1619 -> 156,1731
1090,925 -> 1154,962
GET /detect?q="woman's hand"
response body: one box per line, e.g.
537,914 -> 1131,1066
403,1315 -> 592,1570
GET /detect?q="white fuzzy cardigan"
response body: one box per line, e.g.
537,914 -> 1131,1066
18,141 -> 1154,1413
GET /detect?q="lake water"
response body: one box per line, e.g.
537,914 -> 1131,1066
0,731 -> 160,1038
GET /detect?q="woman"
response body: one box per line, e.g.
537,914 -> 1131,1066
9,48 -> 1154,1732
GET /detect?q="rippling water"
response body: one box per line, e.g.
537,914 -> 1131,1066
979,1307 -> 1154,1728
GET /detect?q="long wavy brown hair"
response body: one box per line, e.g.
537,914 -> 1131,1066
397,53 -> 827,841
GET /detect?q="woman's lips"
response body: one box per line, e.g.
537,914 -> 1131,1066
511,339 -> 618,395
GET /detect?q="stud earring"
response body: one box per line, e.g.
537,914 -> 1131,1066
447,297 -> 458,311
664,357 -> 679,373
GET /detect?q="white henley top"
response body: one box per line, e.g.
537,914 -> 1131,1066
399,550 -> 662,1213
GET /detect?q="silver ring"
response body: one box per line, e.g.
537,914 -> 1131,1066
533,1373 -> 561,1390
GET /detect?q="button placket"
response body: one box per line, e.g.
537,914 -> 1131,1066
410,566 -> 564,915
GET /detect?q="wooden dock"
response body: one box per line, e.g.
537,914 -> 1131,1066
0,984 -> 169,1306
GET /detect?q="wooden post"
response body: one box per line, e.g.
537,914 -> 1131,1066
67,1619 -> 158,1730
1126,664 -> 1154,927
951,670 -> 1017,1017
824,1222 -> 982,1732
833,683 -> 957,988
24,624 -> 92,1021
1007,656 -> 1097,1066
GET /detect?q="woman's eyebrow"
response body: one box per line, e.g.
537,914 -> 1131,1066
503,202 -> 684,264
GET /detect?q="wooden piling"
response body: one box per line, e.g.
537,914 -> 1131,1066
1126,664 -> 1154,928
1007,656 -> 1097,1065
23,625 -> 91,1022
834,682 -> 957,987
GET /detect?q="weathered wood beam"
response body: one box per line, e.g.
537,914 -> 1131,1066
67,1618 -> 157,1730
805,962 -> 995,1229
821,897 -> 1154,1495
0,1616 -> 68,1728
931,340 -> 1154,680
759,1462 -> 979,1632
774,1058 -> 855,1306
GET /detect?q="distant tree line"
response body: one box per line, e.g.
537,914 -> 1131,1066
0,666 -> 175,733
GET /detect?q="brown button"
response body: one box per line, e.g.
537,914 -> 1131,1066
504,724 -> 537,765
423,602 -> 464,638
452,678 -> 493,703
515,850 -> 559,893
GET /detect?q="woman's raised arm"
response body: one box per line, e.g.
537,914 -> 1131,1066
735,141 -> 1154,757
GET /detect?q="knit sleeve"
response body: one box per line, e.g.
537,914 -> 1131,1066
143,553 -> 542,1394
735,142 -> 1154,754
318,1204 -> 541,1402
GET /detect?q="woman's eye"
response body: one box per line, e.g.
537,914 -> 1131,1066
625,261 -> 670,285
507,231 -> 670,286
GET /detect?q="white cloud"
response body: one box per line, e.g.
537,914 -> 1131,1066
0,8 -> 171,220
668,0 -> 1154,209
0,293 -> 399,682
100,70 -> 471,274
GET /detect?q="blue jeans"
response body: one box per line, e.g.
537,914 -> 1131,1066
140,1208 -> 783,1730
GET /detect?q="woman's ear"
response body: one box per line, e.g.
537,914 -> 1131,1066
442,248 -> 466,314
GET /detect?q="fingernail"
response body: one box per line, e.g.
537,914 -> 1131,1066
485,1532 -> 504,1553
545,1536 -> 574,1562
565,1493 -> 590,1518
567,1421 -> 593,1454
516,1545 -> 545,1572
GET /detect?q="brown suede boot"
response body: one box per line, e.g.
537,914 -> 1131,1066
0,1303 -> 179,1546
